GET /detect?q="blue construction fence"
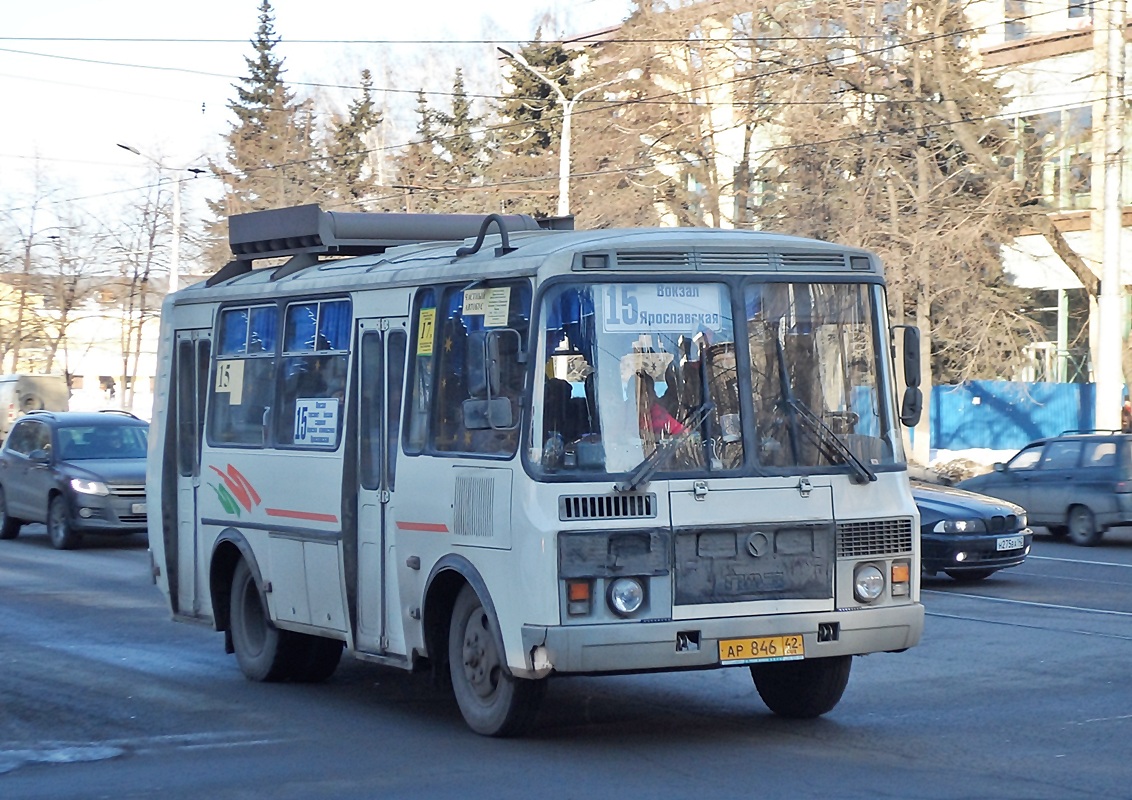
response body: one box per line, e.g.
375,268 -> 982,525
931,381 -> 1104,451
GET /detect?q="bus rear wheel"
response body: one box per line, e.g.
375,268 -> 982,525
230,559 -> 293,682
750,655 -> 852,718
448,584 -> 545,737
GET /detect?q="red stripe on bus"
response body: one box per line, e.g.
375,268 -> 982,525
396,521 -> 450,532
265,508 -> 339,523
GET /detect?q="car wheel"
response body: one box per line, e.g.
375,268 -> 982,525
448,584 -> 545,737
751,655 -> 852,718
944,569 -> 996,582
1067,506 -> 1102,547
229,559 -> 295,682
47,495 -> 81,550
0,486 -> 22,540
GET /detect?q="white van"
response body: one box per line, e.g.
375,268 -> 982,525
0,374 -> 70,441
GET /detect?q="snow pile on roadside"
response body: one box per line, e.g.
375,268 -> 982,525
912,448 -> 1016,485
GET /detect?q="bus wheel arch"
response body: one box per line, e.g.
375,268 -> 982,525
422,556 -> 498,674
209,530 -> 260,641
424,557 -> 546,736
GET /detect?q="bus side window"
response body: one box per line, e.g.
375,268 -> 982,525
430,281 -> 530,456
276,299 -> 351,449
405,290 -> 437,455
208,305 -> 278,446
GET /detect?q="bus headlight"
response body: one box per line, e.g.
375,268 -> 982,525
607,577 -> 645,616
853,564 -> 885,603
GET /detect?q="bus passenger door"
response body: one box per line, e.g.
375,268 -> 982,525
355,319 -> 409,655
173,330 -> 211,617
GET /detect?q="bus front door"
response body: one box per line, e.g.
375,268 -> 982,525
173,330 -> 211,617
355,319 -> 409,655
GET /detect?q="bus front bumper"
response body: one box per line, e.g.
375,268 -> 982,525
517,603 -> 924,678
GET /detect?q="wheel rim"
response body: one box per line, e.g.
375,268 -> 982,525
1070,508 -> 1093,539
460,606 -> 501,700
49,500 -> 66,545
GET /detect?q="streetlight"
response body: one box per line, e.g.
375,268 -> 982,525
496,48 -> 642,216
117,144 -> 205,293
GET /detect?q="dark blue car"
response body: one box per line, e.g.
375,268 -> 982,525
913,482 -> 1032,582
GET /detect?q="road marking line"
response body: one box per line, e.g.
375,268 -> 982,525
923,589 -> 1132,617
1027,555 -> 1132,569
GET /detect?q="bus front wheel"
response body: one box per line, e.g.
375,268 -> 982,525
750,655 -> 852,718
448,584 -> 545,737
230,559 -> 292,682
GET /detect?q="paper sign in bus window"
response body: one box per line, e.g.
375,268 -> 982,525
293,397 -> 340,446
215,360 -> 245,405
463,287 -> 511,327
417,307 -> 436,356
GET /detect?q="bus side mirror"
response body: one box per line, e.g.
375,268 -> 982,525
900,387 -> 922,427
462,398 -> 514,429
899,326 -> 921,388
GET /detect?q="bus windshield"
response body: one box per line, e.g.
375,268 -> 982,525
531,280 -> 902,479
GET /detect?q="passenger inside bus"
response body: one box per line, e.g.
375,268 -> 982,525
637,372 -> 685,436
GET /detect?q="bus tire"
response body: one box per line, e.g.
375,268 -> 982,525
448,584 -> 545,737
230,559 -> 293,682
288,634 -> 344,683
750,655 -> 852,719
0,487 -> 22,539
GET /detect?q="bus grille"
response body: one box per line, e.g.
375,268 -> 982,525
837,518 -> 914,557
559,493 -> 656,521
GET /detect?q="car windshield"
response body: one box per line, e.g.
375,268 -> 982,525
58,424 -> 148,460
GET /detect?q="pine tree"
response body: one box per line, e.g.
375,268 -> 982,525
326,69 -> 384,208
487,35 -> 594,220
392,90 -> 451,213
203,0 -> 326,269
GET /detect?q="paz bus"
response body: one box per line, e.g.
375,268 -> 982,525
147,203 -> 925,736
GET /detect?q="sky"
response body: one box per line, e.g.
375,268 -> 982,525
0,0 -> 635,221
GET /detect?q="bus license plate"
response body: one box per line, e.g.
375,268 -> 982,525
719,635 -> 805,664
132,503 -> 147,514
997,535 -> 1023,551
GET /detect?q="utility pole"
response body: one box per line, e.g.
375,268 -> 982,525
1096,0 -> 1126,430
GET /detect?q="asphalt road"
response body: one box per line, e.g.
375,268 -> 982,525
2,524 -> 1131,800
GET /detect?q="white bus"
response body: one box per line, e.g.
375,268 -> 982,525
148,204 -> 925,736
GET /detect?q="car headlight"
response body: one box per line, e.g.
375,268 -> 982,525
1017,512 -> 1028,529
607,577 -> 645,616
932,518 -> 987,534
70,478 -> 110,496
853,564 -> 885,603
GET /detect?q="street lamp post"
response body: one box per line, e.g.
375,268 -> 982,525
117,144 -> 204,293
496,48 -> 641,216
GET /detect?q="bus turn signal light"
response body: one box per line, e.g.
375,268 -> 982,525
891,561 -> 911,597
566,580 -> 591,616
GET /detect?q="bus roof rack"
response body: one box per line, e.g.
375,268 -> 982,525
206,204 -> 574,287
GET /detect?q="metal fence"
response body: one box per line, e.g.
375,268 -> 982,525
931,381 -> 1100,451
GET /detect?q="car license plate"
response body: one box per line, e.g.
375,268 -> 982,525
131,503 -> 147,514
718,635 -> 805,664
997,535 -> 1024,551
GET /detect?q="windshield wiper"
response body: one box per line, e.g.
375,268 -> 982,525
615,402 -> 714,493
787,398 -> 876,484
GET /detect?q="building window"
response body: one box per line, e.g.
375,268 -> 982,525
1068,0 -> 1093,20
1016,106 -> 1092,211
1006,0 -> 1028,40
